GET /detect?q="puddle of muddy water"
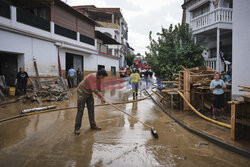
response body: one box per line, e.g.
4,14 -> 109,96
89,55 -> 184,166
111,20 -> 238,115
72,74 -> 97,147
0,82 -> 250,167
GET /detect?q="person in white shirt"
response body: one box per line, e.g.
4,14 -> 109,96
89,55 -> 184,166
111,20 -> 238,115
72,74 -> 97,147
68,67 -> 76,88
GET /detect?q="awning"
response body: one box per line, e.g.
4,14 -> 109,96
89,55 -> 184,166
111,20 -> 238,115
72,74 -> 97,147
95,31 -> 121,45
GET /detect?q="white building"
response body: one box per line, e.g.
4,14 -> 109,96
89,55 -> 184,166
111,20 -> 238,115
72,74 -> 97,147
0,0 -> 120,87
182,0 -> 233,72
232,0 -> 250,97
73,5 -> 130,68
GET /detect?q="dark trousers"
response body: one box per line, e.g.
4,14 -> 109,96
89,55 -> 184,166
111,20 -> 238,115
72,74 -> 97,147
132,82 -> 138,99
68,76 -> 74,88
17,82 -> 27,95
77,76 -> 82,85
145,77 -> 149,86
75,91 -> 96,130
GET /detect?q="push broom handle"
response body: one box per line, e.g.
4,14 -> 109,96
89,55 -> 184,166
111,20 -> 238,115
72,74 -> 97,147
106,101 -> 152,129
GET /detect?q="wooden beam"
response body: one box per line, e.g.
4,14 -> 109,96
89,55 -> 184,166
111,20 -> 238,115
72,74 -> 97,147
231,103 -> 236,140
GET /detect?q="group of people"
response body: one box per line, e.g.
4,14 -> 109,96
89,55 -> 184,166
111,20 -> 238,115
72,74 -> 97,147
14,65 -> 230,135
67,67 -> 83,88
14,66 -> 84,95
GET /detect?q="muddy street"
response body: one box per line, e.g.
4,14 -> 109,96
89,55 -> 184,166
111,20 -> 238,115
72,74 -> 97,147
0,83 -> 249,167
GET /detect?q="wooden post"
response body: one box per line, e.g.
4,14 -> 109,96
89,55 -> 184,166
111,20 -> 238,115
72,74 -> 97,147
171,94 -> 174,109
231,103 -> 236,140
33,59 -> 41,90
183,70 -> 191,110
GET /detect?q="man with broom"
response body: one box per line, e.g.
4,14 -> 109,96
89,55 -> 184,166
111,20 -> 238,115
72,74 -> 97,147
74,69 -> 108,135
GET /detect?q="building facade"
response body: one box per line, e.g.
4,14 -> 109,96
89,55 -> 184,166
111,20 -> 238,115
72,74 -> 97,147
73,5 -> 130,68
182,0 -> 233,72
232,0 -> 250,96
0,0 -> 120,86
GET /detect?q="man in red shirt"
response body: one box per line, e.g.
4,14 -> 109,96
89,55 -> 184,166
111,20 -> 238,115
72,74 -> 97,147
74,69 -> 107,135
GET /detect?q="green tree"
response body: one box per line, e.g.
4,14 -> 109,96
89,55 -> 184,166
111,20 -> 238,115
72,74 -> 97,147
125,54 -> 136,67
146,23 -> 204,80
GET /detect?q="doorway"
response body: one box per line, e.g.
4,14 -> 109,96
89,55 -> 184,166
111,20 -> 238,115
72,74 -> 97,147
0,52 -> 18,86
98,65 -> 105,70
65,52 -> 83,76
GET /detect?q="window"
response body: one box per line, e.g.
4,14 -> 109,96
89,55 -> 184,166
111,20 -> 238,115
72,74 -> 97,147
192,3 -> 210,18
108,49 -> 113,55
0,1 -> 10,19
17,7 -> 50,31
80,34 -> 95,46
111,66 -> 116,76
55,24 -> 76,40
33,7 -> 49,20
98,65 -> 105,70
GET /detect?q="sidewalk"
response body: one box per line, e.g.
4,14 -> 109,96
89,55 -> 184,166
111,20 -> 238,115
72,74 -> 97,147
148,89 -> 250,159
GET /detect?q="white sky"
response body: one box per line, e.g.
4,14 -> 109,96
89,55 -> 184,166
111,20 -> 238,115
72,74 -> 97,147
67,0 -> 183,55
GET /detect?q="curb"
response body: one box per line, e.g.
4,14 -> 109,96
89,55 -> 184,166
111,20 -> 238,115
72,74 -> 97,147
145,89 -> 250,159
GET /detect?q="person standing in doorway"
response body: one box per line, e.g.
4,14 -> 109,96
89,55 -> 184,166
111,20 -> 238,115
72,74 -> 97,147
210,72 -> 226,120
74,69 -> 108,135
15,66 -> 32,95
76,67 -> 82,85
68,67 -> 76,88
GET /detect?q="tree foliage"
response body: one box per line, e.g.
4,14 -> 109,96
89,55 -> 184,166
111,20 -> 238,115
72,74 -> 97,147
146,23 -> 204,80
125,54 -> 136,67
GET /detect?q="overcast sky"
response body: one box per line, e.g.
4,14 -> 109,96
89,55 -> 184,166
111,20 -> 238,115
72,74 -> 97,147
67,0 -> 183,55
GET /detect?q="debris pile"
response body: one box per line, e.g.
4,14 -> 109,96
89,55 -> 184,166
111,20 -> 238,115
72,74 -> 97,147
177,66 -> 227,111
188,66 -> 216,91
21,77 -> 71,103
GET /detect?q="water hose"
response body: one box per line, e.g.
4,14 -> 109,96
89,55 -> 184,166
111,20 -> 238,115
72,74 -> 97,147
151,90 -> 231,129
0,92 -> 156,123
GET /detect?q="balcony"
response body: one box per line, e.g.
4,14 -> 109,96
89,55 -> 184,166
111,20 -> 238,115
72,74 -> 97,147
204,57 -> 217,70
204,57 -> 230,72
191,8 -> 232,32
97,43 -> 119,59
97,21 -> 120,30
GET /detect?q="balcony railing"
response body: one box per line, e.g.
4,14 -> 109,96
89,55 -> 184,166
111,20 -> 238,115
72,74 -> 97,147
97,43 -> 108,53
204,57 -> 217,70
191,8 -> 232,31
97,43 -> 119,59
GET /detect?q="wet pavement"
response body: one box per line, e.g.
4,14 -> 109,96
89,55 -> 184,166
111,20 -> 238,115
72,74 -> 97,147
0,82 -> 250,167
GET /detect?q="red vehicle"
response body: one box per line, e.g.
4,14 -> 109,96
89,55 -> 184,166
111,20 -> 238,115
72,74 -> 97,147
119,67 -> 131,77
133,59 -> 152,77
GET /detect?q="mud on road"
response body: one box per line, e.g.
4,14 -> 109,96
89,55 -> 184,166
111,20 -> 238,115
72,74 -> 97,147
0,83 -> 249,167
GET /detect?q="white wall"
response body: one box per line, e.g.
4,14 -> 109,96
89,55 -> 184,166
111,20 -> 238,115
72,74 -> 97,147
232,0 -> 250,96
0,5 -> 120,79
0,29 -> 58,77
97,54 -> 119,72
95,27 -> 121,43
59,48 -> 119,73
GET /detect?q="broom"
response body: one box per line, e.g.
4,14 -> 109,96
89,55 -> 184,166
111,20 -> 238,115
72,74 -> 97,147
106,101 -> 159,139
